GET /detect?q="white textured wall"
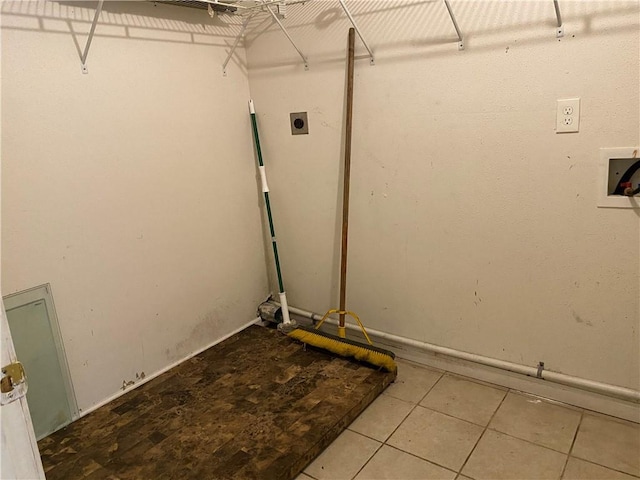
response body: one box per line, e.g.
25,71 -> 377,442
246,1 -> 640,390
1,1 -> 267,411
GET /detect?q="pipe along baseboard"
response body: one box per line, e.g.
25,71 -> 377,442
262,301 -> 640,404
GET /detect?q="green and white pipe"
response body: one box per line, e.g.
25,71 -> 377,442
249,100 -> 291,326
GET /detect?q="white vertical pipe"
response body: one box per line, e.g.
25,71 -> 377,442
278,293 -> 291,325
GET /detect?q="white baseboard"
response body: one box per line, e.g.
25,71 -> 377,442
78,317 -> 261,418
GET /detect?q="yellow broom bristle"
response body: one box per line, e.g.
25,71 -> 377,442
287,328 -> 397,373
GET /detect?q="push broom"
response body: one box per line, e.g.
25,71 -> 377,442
249,29 -> 396,373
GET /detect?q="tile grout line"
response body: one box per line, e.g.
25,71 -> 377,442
577,405 -> 640,427
456,387 -> 510,476
475,390 -> 593,457
417,403 -> 498,429
559,409 -> 584,479
565,412 -> 640,478
347,372 -> 444,480
440,370 -> 510,392
383,370 -> 469,475
349,437 -> 385,480
346,396 -> 415,444
350,370 -> 447,479
420,370 -> 447,403
569,455 -> 640,478
382,442 -> 459,476
377,380 -> 530,476
382,368 -> 446,405
384,369 -> 445,438
483,424 -> 582,456
571,456 -> 640,478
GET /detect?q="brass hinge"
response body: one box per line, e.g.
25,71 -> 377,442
1,361 -> 28,405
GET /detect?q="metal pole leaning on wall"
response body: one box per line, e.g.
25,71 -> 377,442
553,0 -> 564,37
443,0 -> 464,51
80,0 -> 104,74
223,15 -> 253,76
264,3 -> 309,69
338,0 -> 375,65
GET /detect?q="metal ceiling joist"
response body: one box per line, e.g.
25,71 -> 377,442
443,0 -> 464,51
80,0 -> 104,74
338,0 -> 374,65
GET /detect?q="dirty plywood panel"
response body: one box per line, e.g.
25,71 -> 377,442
39,325 -> 396,479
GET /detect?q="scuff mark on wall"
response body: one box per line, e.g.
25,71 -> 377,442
121,372 -> 146,391
164,307 -> 233,361
572,311 -> 593,327
474,285 -> 483,307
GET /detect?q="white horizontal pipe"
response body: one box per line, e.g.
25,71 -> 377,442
278,303 -> 640,403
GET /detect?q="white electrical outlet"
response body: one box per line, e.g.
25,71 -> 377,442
557,98 -> 580,133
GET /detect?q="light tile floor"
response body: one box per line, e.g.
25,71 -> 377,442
298,359 -> 640,480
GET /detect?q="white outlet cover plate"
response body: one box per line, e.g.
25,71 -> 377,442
597,147 -> 640,209
556,98 -> 580,133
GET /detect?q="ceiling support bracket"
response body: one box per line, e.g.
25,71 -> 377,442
264,2 -> 308,70
443,0 -> 464,51
338,0 -> 374,65
554,0 -> 564,37
81,0 -> 104,74
223,15 -> 253,76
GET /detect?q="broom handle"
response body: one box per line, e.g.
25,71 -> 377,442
340,28 -> 355,329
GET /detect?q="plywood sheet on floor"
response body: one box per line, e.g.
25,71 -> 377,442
38,324 -> 396,480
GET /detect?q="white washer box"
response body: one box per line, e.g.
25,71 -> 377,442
598,147 -> 640,209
